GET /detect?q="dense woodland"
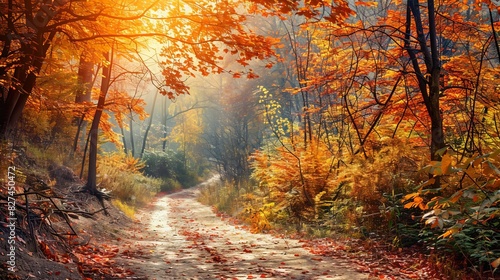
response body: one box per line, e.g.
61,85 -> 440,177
1,0 -> 500,278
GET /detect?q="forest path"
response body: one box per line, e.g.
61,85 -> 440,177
117,178 -> 371,280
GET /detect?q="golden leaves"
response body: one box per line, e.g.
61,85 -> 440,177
404,196 -> 428,210
250,137 -> 337,211
99,152 -> 146,173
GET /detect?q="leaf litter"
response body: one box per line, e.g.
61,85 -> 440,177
66,177 -> 453,280
111,181 -> 370,279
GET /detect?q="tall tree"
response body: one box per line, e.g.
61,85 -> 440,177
84,50 -> 112,199
0,0 -> 61,136
72,53 -> 95,153
0,0 -> 152,137
404,0 -> 445,161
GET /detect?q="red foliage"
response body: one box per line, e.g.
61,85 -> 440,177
73,243 -> 135,279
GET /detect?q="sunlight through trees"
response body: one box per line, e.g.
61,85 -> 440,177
1,0 -> 500,278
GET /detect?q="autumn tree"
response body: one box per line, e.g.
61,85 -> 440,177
0,0 -> 56,137
403,0 -> 444,161
1,0 -> 275,130
19,47 -> 80,148
84,50 -> 112,199
0,0 -> 115,137
2,0 -> 282,204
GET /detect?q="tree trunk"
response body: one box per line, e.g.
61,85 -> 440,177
75,55 -> 94,104
72,54 -> 94,154
120,125 -> 128,154
428,68 -> 445,160
140,90 -> 158,158
84,51 -> 112,202
129,109 -> 136,157
405,0 -> 445,161
404,0 -> 445,189
162,96 -> 168,151
0,38 -> 50,137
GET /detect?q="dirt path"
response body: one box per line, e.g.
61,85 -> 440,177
117,179 -> 371,280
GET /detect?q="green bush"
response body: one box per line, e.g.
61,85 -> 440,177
142,151 -> 175,178
438,225 -> 500,272
159,178 -> 182,193
380,192 -> 423,248
142,150 -> 200,188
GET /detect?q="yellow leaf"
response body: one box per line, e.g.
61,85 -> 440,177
439,227 -> 459,238
441,153 -> 452,174
355,1 -> 378,7
403,196 -> 427,210
418,178 -> 436,190
465,165 -> 477,178
449,190 -> 463,203
418,201 -> 428,210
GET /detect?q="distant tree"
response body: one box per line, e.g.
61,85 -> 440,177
202,75 -> 264,187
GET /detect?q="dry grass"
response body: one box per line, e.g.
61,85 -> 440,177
111,199 -> 135,218
198,180 -> 242,215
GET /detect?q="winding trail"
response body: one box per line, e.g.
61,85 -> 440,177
118,179 -> 370,279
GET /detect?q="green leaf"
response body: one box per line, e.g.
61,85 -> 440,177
435,147 -> 448,157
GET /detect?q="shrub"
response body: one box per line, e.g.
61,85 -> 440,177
142,150 -> 200,188
332,138 -> 427,235
97,153 -> 160,208
250,139 -> 339,223
198,179 -> 242,215
159,178 -> 183,193
403,149 -> 500,276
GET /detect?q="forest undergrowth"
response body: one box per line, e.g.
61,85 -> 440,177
199,138 -> 500,280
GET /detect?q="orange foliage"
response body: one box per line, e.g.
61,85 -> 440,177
250,137 -> 338,219
320,138 -> 427,221
403,149 -> 500,235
